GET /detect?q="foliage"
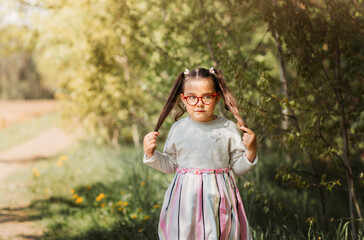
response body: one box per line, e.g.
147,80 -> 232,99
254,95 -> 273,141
251,1 -> 363,237
21,0 -> 278,144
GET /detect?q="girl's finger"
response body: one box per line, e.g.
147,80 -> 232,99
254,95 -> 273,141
243,135 -> 252,144
242,133 -> 250,140
150,132 -> 159,139
146,131 -> 159,138
147,141 -> 155,147
240,125 -> 252,133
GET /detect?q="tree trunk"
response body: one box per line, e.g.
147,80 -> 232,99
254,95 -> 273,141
132,123 -> 141,149
273,32 -> 292,164
340,106 -> 358,240
112,128 -> 120,151
269,23 -> 327,232
334,39 -> 361,239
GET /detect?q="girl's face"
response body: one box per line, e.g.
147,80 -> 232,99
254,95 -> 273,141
180,78 -> 220,122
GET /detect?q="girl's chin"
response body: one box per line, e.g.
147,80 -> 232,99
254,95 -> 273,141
191,114 -> 215,122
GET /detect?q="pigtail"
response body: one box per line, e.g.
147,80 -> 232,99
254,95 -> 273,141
154,72 -> 185,132
212,68 -> 248,128
174,100 -> 186,122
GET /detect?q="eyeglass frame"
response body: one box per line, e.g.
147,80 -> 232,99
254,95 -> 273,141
182,93 -> 218,106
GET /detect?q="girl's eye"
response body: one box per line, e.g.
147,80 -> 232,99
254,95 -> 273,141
203,95 -> 213,100
188,96 -> 197,100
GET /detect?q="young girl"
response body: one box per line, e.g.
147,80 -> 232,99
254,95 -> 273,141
143,67 -> 258,240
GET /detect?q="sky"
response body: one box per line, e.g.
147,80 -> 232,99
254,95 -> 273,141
0,0 -> 40,27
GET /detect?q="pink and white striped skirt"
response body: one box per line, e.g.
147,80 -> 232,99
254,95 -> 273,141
158,168 -> 253,240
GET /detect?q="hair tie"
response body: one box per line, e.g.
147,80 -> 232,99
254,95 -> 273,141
184,69 -> 190,75
209,67 -> 215,74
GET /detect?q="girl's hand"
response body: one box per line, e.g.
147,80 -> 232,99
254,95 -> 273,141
240,125 -> 257,162
143,131 -> 160,159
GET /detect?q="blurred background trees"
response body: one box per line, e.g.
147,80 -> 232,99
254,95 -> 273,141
1,0 -> 363,238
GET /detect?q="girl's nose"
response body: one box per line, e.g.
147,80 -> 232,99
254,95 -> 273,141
196,99 -> 204,107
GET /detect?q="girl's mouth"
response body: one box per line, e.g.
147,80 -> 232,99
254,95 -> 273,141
195,110 -> 205,112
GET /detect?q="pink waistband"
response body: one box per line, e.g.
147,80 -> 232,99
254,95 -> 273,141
176,168 -> 231,174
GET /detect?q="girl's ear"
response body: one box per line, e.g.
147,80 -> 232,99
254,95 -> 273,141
216,92 -> 221,102
180,93 -> 185,104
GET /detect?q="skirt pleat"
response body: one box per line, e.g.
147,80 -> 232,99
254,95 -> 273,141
158,168 -> 252,240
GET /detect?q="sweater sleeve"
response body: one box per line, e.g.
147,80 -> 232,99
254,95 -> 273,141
229,124 -> 258,176
143,125 -> 178,174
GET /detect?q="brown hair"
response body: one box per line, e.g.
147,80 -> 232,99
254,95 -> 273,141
154,67 -> 247,132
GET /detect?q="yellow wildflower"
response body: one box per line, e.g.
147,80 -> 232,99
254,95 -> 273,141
75,197 -> 83,204
153,204 -> 160,209
118,207 -> 123,211
96,193 -> 105,202
117,201 -> 123,205
32,167 -> 40,177
123,202 -> 128,207
144,216 -> 150,220
70,189 -> 75,194
141,181 -> 146,186
130,214 -> 137,219
137,208 -> 142,212
72,194 -> 78,199
138,228 -> 144,233
101,203 -> 105,207
87,185 -> 91,190
57,160 -> 63,167
59,155 -> 68,161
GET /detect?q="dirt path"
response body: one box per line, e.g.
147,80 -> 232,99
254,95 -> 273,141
0,127 -> 77,182
0,100 -> 81,240
0,207 -> 43,240
0,100 -> 59,130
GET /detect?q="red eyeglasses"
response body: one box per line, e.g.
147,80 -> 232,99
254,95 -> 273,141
182,93 -> 218,106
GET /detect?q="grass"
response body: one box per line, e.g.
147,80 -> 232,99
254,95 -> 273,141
5,142 -> 171,239
1,113 -> 363,239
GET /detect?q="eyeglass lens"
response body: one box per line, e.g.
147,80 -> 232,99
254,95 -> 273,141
186,95 -> 214,105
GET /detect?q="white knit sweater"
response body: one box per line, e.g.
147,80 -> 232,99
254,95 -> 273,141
143,115 -> 258,176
